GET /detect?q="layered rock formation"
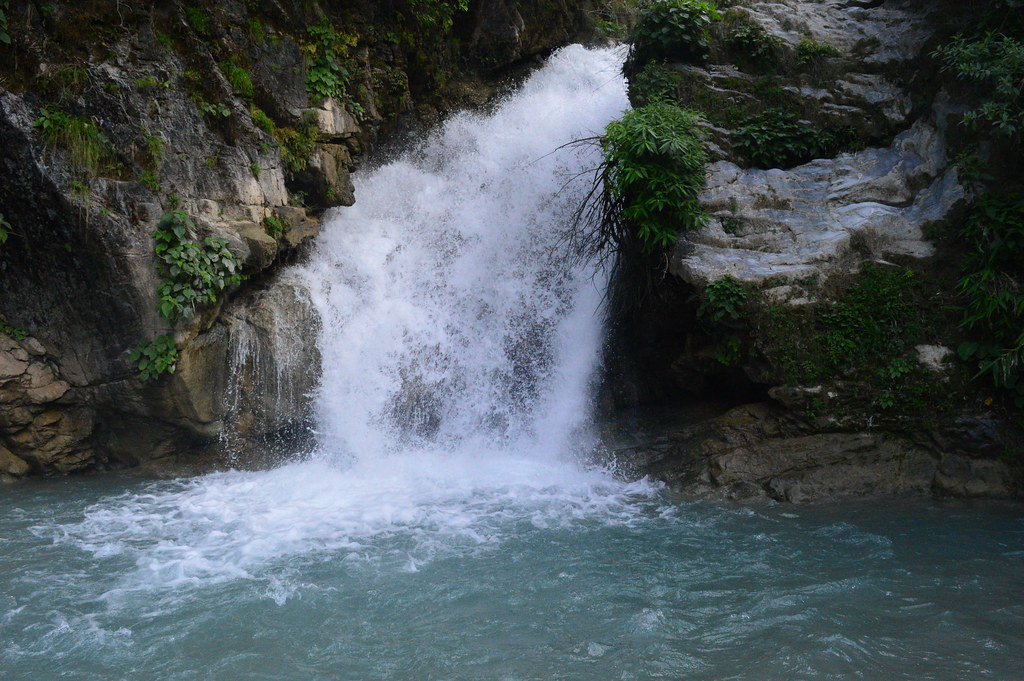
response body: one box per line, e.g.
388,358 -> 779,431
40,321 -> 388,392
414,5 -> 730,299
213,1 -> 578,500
604,0 -> 1024,501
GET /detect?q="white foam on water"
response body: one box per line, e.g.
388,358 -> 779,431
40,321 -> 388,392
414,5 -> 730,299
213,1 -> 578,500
54,456 -> 664,591
45,45 -> 656,591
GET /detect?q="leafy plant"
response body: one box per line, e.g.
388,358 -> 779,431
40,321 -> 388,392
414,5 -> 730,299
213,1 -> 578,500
139,170 -> 160,192
264,215 -> 285,236
153,210 -> 244,323
33,106 -> 111,176
0,212 -> 9,246
956,193 -> 1024,403
796,36 -> 841,64
629,0 -> 722,67
198,101 -> 232,119
304,20 -> 358,104
130,334 -> 177,381
720,12 -> 782,66
219,60 -> 254,98
406,0 -> 469,31
934,32 -> 1024,138
628,62 -> 683,106
699,275 -> 748,323
733,108 -> 849,169
603,102 -> 709,251
273,114 -> 320,173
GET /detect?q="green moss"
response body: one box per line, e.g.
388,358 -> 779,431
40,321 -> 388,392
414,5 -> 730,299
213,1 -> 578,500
753,263 -> 956,415
250,105 -> 276,135
186,7 -> 211,37
219,60 -> 254,99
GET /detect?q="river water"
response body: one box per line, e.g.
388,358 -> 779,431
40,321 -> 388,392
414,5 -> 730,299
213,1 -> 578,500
2,46 -> 1023,680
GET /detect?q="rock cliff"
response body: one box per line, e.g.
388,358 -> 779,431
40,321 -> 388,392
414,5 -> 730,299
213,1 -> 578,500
0,0 -> 602,477
601,0 -> 1024,501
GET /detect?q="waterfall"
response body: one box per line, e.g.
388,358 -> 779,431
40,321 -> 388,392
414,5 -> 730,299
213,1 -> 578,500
31,45 -> 647,590
300,44 -> 629,462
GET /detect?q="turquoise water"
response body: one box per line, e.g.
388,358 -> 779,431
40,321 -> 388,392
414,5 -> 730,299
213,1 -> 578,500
2,461 -> 1022,681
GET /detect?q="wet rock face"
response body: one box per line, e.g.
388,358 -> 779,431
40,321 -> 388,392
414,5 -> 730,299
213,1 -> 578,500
0,333 -> 92,476
668,0 -> 964,293
674,120 -> 966,289
608,404 -> 1023,503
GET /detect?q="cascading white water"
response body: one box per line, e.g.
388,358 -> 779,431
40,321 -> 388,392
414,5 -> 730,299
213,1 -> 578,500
300,44 -> 629,463
26,45 -> 654,589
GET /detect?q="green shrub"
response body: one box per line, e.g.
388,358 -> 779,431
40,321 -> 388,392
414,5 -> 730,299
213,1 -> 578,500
604,102 -> 709,251
304,20 -> 357,104
153,210 -> 244,323
934,32 -> 1024,139
406,0 -> 469,31
0,212 -> 9,246
33,106 -> 110,176
130,334 -> 177,381
219,60 -> 254,98
629,0 -> 722,67
796,36 -> 841,64
956,193 -> 1024,403
720,12 -> 782,67
274,115 -> 320,173
700,275 -> 747,323
264,215 -> 285,236
733,108 -> 848,168
628,62 -> 683,106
